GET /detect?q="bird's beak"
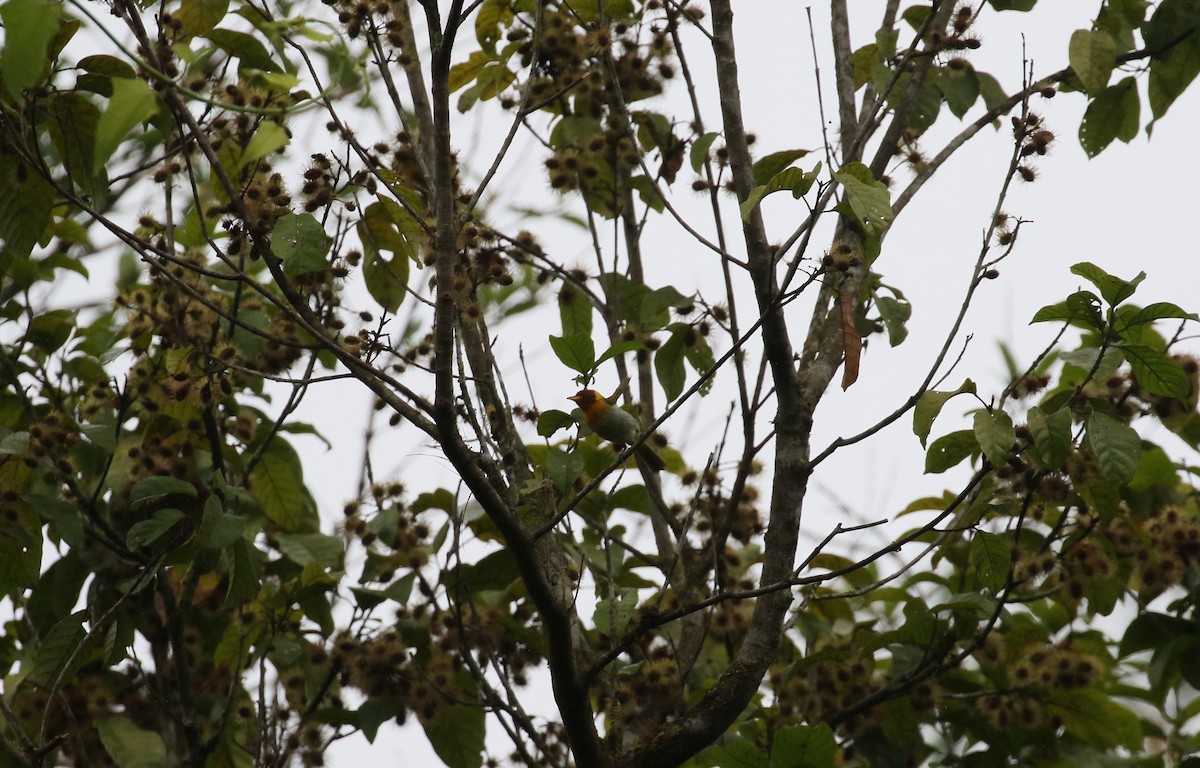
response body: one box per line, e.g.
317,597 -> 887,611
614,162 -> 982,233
567,394 -> 581,403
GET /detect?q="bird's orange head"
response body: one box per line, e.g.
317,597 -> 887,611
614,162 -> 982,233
568,388 -> 607,425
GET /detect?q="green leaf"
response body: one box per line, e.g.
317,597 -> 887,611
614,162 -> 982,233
0,0 -> 61,99
95,717 -> 168,768
1031,290 -> 1103,329
876,294 -> 911,346
204,28 -> 278,71
0,530 -> 41,598
593,586 -> 638,636
684,332 -> 716,394
1085,411 -> 1141,483
989,0 -> 1036,10
751,149 -> 810,186
272,213 -> 329,275
631,110 -> 673,151
558,284 -> 592,337
103,611 -> 134,666
126,509 -> 186,549
26,309 -> 76,353
454,549 -> 520,593
598,272 -> 648,325
224,538 -> 262,606
628,174 -> 665,213
360,199 -> 419,312
278,421 -> 333,450
1027,405 -> 1072,468
935,62 -> 980,118
130,476 -> 197,509
1120,612 -> 1197,657
348,698 -> 405,743
1146,0 -> 1200,121
973,409 -> 1015,469
771,723 -> 837,768
640,285 -> 692,328
549,115 -> 604,150
971,531 -> 1012,592
690,131 -> 720,173
241,121 -> 289,166
1079,77 -> 1140,157
192,497 -> 244,550
610,484 -> 649,514
93,79 -> 159,174
595,340 -> 644,369
473,0 -> 511,51
250,439 -> 317,532
412,488 -> 455,515
30,610 -> 87,687
913,379 -> 976,447
549,333 -> 595,374
0,156 -> 56,259
655,326 -> 686,401
904,78 -> 943,135
1047,688 -> 1142,750
851,43 -> 880,89
75,55 -> 129,97
1129,444 -> 1177,492
706,738 -> 770,768
27,553 -> 88,632
422,703 -> 484,768
925,430 -> 978,474
1097,0 -> 1148,49
175,0 -> 229,40
537,409 -> 575,437
1069,29 -> 1117,94
277,533 -> 344,570
46,91 -> 104,199
832,162 -> 892,237
1122,344 -> 1193,398
1115,301 -> 1198,334
362,248 -> 409,314
900,5 -> 931,30
977,71 -> 1008,113
740,163 -> 822,221
1150,36 -> 1200,122
546,447 -> 585,493
1070,261 -> 1144,307
0,432 -> 29,455
449,49 -> 490,93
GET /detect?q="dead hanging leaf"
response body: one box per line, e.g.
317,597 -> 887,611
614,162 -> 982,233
840,290 -> 861,390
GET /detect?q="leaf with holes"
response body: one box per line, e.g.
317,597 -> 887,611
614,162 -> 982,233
273,213 -> 329,275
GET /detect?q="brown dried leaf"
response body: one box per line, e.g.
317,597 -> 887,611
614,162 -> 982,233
840,290 -> 861,390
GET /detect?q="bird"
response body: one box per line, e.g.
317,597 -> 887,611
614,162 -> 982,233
568,388 -> 666,472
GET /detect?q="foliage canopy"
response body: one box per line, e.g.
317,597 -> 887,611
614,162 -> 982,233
2,0 -> 1200,767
